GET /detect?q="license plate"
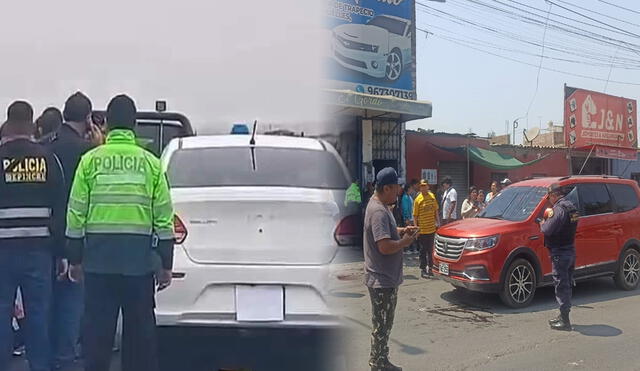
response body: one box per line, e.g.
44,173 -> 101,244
236,285 -> 284,322
439,262 -> 450,276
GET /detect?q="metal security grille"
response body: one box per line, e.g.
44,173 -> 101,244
438,161 -> 468,218
372,121 -> 401,161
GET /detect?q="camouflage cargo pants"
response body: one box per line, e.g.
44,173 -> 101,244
368,287 -> 398,367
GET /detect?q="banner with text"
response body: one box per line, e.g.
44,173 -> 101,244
564,86 -> 637,153
326,0 -> 416,99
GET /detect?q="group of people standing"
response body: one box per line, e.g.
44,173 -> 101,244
391,175 -> 515,279
363,169 -> 517,370
0,92 -> 174,371
460,178 -> 513,219
393,178 -> 439,279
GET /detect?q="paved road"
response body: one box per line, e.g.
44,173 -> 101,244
329,247 -> 640,371
11,324 -> 345,371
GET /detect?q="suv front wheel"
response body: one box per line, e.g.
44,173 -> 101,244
499,258 -> 537,308
614,248 -> 640,290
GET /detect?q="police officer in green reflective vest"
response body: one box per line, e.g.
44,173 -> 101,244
65,95 -> 174,371
345,180 -> 362,207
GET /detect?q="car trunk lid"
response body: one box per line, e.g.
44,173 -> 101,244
172,187 -> 340,265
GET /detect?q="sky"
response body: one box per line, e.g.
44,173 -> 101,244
409,0 -> 640,144
3,0 -> 639,141
0,0 -> 325,135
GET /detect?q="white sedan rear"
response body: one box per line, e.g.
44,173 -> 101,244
156,134 -> 351,328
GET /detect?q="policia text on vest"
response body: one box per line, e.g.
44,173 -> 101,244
65,127 -> 174,371
0,137 -> 66,371
3,156 -> 48,183
66,129 -> 175,275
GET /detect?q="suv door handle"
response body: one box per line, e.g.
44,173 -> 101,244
529,235 -> 540,240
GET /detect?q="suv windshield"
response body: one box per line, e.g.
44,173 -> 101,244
478,186 -> 547,221
366,16 -> 406,36
167,147 -> 350,189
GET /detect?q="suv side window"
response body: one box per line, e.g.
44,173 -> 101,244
564,185 -> 579,211
607,183 -> 640,212
577,183 -> 614,216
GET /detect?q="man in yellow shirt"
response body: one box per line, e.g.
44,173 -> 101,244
413,180 -> 440,278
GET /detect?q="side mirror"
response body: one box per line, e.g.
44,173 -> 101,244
535,217 -> 542,224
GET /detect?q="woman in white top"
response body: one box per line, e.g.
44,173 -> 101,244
485,180 -> 499,203
461,186 -> 480,219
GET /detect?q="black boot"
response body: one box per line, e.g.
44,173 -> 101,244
550,312 -> 571,331
548,313 -> 562,326
383,359 -> 403,371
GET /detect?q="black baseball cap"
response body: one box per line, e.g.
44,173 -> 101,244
376,167 -> 401,187
441,176 -> 453,186
5,101 -> 33,125
548,183 -> 570,196
2,101 -> 34,134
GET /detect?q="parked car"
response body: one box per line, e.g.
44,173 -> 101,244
432,176 -> 640,308
332,15 -> 412,81
92,110 -> 195,156
156,134 -> 352,328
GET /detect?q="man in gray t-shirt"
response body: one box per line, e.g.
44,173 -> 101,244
363,168 -> 419,371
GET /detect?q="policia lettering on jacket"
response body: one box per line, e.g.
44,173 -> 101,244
65,95 -> 174,371
3,157 -> 48,182
92,155 -> 146,173
0,100 -> 66,371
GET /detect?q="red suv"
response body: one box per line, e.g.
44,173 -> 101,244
433,176 -> 640,308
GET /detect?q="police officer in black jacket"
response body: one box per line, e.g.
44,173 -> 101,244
0,101 -> 66,371
540,183 -> 579,331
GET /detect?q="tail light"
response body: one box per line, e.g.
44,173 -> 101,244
174,215 -> 187,244
334,214 -> 359,246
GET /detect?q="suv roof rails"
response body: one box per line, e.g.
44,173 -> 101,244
559,175 -> 623,181
522,175 -> 549,181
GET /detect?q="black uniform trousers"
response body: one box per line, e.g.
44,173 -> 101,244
83,273 -> 158,371
551,254 -> 575,315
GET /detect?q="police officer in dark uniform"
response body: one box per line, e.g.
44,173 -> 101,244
540,183 -> 579,331
0,101 -> 66,371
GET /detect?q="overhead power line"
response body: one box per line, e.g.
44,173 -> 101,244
525,2 -> 552,127
598,0 -> 640,16
495,0 -> 640,38
445,0 -> 640,62
426,29 -> 640,68
544,0 -> 640,39
553,0 -> 640,28
488,0 -> 640,50
417,1 -> 640,55
604,46 -> 620,92
416,27 -> 640,86
417,2 -> 640,64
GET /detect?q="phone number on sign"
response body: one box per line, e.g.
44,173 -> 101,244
367,87 -> 415,100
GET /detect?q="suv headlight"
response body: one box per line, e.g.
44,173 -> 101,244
464,235 -> 499,251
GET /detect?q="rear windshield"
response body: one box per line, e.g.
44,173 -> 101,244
167,147 -> 350,189
478,186 -> 547,222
